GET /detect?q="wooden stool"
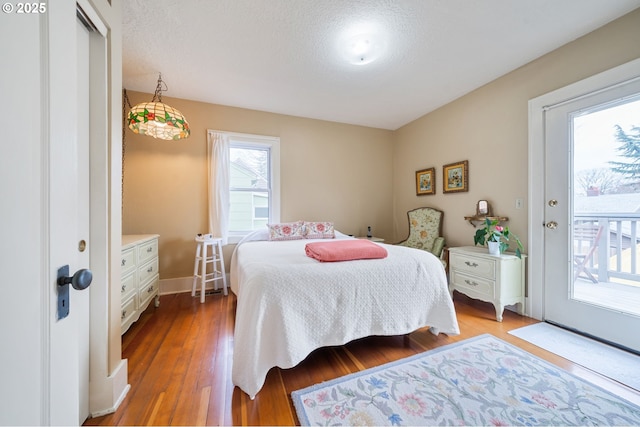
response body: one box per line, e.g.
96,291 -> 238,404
192,235 -> 227,303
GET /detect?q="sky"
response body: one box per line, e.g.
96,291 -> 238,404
574,97 -> 640,173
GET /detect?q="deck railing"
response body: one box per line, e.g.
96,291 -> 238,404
575,213 -> 640,283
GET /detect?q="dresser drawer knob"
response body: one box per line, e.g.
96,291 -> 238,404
464,279 -> 479,287
121,309 -> 127,319
464,261 -> 478,267
147,247 -> 153,253
121,259 -> 126,266
121,284 -> 126,293
147,285 -> 154,293
147,266 -> 153,273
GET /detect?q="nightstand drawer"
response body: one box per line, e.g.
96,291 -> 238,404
450,253 -> 495,279
451,270 -> 495,298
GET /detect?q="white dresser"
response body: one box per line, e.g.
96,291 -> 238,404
448,246 -> 526,322
121,234 -> 160,334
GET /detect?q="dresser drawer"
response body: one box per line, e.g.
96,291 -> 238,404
138,238 -> 158,265
450,252 -> 496,279
138,275 -> 159,309
121,295 -> 137,325
120,271 -> 136,301
450,270 -> 495,298
138,258 -> 159,284
121,247 -> 136,275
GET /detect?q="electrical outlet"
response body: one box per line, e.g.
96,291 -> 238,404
515,198 -> 523,209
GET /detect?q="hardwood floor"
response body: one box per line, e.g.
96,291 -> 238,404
85,291 -> 640,426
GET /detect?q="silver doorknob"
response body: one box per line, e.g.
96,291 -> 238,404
548,199 -> 558,207
57,268 -> 93,290
545,221 -> 558,229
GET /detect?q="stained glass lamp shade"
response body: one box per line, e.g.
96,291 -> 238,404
127,74 -> 190,140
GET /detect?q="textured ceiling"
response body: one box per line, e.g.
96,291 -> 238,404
123,0 -> 640,130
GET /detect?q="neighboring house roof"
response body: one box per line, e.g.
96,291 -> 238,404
575,193 -> 640,214
231,159 -> 268,188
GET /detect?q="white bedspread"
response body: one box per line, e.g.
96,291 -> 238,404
230,233 -> 460,398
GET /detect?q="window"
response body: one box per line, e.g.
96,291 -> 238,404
227,133 -> 280,241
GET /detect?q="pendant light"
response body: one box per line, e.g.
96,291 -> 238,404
127,73 -> 190,140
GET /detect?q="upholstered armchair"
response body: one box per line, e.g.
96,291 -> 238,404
396,207 -> 447,267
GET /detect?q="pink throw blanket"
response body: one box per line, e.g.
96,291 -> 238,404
305,239 -> 388,262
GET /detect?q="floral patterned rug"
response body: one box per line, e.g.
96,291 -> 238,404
291,334 -> 640,426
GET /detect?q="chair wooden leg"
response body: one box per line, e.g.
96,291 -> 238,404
192,243 -> 201,297
200,243 -> 207,303
574,256 -> 598,284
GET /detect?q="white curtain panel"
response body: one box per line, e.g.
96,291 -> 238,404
207,130 -> 230,244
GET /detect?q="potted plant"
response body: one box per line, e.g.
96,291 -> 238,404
473,218 -> 523,258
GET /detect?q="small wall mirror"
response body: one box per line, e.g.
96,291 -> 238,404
476,200 -> 491,216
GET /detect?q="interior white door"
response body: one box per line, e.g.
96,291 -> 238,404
48,6 -> 82,425
76,17 -> 91,423
544,76 -> 640,353
48,4 -> 93,425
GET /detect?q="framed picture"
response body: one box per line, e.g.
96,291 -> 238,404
443,160 -> 468,193
476,200 -> 491,216
415,167 -> 436,196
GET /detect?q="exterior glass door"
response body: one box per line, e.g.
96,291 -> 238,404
572,99 -> 640,319
544,80 -> 640,353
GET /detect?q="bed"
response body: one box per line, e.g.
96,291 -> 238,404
230,229 -> 460,398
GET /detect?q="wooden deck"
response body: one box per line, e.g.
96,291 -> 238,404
574,278 -> 640,316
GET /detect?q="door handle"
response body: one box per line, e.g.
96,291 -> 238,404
545,221 -> 558,229
58,268 -> 93,290
57,265 -> 93,320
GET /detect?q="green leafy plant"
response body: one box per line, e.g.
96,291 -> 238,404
473,218 -> 523,258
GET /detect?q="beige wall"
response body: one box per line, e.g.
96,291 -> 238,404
123,94 -> 393,279
393,8 -> 640,252
124,8 -> 640,280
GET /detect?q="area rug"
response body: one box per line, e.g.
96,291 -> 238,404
509,322 -> 640,392
291,334 -> 640,426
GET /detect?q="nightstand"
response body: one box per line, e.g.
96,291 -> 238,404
448,246 -> 526,322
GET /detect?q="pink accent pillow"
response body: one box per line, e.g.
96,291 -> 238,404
304,221 -> 335,239
268,221 -> 305,241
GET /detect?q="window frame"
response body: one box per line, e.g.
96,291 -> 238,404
226,132 -> 280,243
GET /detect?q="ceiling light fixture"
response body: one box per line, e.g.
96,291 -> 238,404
127,73 -> 190,140
345,34 -> 379,65
339,22 -> 387,66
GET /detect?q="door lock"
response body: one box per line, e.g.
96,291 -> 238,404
548,199 -> 558,207
545,221 -> 558,229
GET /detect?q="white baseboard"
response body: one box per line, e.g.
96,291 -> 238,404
160,275 -> 229,295
89,359 -> 129,418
